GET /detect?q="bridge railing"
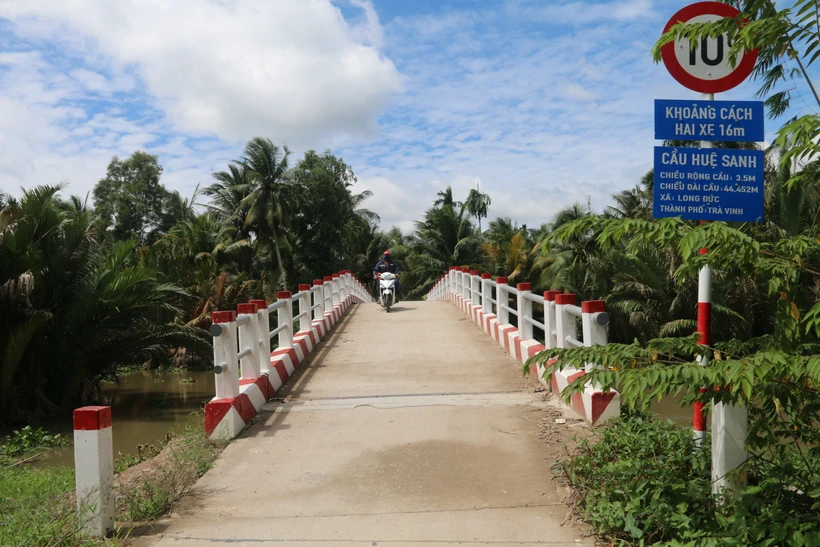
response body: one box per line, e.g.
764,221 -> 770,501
206,270 -> 374,440
425,266 -> 618,425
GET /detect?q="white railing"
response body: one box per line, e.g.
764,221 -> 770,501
209,270 -> 373,400
426,267 -> 609,372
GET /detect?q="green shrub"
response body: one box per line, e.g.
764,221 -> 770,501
561,413 -> 820,546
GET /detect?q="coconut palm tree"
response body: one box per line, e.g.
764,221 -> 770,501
351,189 -> 380,224
404,204 -> 479,297
465,188 -> 492,233
240,138 -> 292,288
433,186 -> 457,207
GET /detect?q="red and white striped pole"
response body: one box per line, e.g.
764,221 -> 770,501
694,92 -> 715,446
694,243 -> 711,446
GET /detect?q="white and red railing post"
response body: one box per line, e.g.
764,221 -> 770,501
277,291 -> 294,349
211,310 -> 239,398
323,276 -> 333,312
332,273 -> 341,307
237,302 -> 261,381
554,293 -> 577,350
313,280 -> 324,320
74,406 -> 114,537
517,282 -> 533,341
543,290 -> 561,350
251,300 -> 271,377
297,284 -> 312,331
496,277 -> 509,326
481,273 -> 493,315
581,300 -> 607,373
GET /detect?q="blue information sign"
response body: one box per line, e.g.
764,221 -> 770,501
653,147 -> 764,223
655,100 -> 764,142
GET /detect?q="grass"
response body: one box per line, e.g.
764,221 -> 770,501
0,464 -> 103,547
0,417 -> 222,545
117,420 -> 222,522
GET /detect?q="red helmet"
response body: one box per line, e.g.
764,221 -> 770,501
383,250 -> 392,256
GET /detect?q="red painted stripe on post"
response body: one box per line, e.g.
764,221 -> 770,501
693,387 -> 708,431
232,393 -> 257,423
697,302 -> 711,345
237,302 -> 258,314
581,300 -> 606,313
544,290 -> 562,302
73,406 -> 112,430
204,399 -> 232,435
240,376 -> 271,400
212,310 -> 236,323
294,338 -> 309,360
555,293 -> 576,305
273,360 -> 289,383
590,392 -> 617,425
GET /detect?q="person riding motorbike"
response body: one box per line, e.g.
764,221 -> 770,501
374,250 -> 401,303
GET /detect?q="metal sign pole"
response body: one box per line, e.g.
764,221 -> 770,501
693,92 -> 714,446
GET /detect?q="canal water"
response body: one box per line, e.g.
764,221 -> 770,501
30,370 -> 691,468
35,370 -> 214,468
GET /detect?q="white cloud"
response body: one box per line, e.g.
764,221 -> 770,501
357,175 -> 421,232
0,0 -> 402,201
0,0 -> 401,143
565,83 -> 597,101
509,0 -> 655,25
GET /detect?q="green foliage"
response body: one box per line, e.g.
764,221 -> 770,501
0,185 -> 211,424
0,426 -> 67,462
93,151 -> 172,243
560,413 -> 712,545
562,414 -> 820,546
403,202 -> 480,298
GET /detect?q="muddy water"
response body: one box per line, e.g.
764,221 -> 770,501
31,370 -> 691,468
650,395 -> 692,426
35,370 -> 214,468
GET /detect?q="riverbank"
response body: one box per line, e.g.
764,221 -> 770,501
25,370 -> 215,469
0,421 -> 222,546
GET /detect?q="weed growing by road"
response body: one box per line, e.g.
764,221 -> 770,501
118,420 -> 221,522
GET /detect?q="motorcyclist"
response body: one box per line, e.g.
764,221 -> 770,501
373,250 -> 401,303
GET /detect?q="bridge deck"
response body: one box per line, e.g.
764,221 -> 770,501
144,301 -> 591,546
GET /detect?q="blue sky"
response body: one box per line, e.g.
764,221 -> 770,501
0,0 -> 814,231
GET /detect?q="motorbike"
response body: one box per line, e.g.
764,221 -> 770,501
377,272 -> 398,312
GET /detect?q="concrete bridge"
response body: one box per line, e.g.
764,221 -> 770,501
134,298 -> 593,545
77,271 -> 614,544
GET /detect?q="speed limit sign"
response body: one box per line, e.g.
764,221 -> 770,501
661,2 -> 758,93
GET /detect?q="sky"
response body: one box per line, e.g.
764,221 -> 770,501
0,0 -> 814,232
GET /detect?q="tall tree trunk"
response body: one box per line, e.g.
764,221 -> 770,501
271,222 -> 287,289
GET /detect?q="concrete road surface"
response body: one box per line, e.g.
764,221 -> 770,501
137,301 -> 593,546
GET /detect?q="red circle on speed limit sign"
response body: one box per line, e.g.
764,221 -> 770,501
661,2 -> 758,93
